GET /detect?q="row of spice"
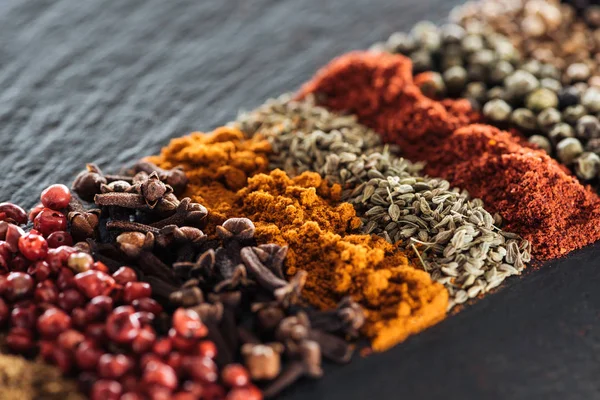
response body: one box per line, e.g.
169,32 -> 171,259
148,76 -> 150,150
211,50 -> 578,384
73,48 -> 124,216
3,0 -> 600,399
373,0 -> 600,185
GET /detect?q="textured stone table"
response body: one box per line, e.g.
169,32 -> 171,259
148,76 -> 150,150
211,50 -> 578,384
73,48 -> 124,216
1,1 -> 599,399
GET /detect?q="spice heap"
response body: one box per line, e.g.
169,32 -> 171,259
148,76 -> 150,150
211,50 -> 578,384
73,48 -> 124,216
376,1 -> 600,184
298,50 -> 600,260
71,161 -> 373,396
235,95 -> 530,309
0,353 -> 83,400
149,128 -> 448,352
0,182 -> 268,399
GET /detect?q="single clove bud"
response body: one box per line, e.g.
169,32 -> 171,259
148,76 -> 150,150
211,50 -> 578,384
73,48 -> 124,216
263,340 -> 323,398
149,198 -> 208,229
72,164 -> 108,202
132,161 -> 189,196
240,247 -> 288,292
116,231 -> 154,258
217,218 -> 256,241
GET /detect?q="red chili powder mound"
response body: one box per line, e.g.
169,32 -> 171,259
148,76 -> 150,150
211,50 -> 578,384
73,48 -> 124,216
297,51 -> 600,260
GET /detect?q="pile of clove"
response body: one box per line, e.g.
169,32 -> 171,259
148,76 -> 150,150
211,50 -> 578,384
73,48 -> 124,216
70,161 -> 365,398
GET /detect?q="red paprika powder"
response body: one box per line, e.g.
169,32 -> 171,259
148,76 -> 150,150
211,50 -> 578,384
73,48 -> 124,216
298,51 -> 600,260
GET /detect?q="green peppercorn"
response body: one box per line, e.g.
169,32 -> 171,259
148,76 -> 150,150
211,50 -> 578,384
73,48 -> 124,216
521,60 -> 542,77
462,34 -> 485,53
539,64 -> 561,80
581,87 -> 600,114
411,50 -> 433,73
440,24 -> 466,44
585,138 -> 600,154
574,152 -> 600,180
443,66 -> 468,95
469,49 -> 495,68
556,137 -> 584,164
467,64 -> 487,82
537,108 -> 562,132
528,135 -> 552,153
386,32 -> 417,54
487,87 -> 507,101
548,123 -> 575,144
504,70 -> 539,98
419,30 -> 441,53
525,88 -> 559,112
511,108 -> 537,131
441,55 -> 464,70
483,99 -> 512,122
540,78 -> 562,93
576,115 -> 600,140
418,72 -> 446,99
463,82 -> 487,105
566,63 -> 591,83
489,61 -> 514,84
493,40 -> 520,64
563,105 -> 589,125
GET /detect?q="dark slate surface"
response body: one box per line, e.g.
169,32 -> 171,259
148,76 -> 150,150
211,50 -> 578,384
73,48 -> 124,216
1,1 -> 599,399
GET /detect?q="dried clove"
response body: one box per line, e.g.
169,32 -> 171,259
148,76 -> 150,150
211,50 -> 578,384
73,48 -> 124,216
241,343 -> 284,381
240,247 -> 288,291
149,198 -> 208,229
131,161 -> 188,196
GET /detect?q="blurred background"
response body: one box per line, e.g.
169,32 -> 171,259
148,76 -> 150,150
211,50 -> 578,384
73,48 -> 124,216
0,0 -> 461,206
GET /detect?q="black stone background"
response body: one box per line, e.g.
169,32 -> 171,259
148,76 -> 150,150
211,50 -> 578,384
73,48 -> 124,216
1,1 -> 600,399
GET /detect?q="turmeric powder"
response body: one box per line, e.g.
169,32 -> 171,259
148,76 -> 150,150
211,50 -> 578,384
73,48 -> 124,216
150,126 -> 448,351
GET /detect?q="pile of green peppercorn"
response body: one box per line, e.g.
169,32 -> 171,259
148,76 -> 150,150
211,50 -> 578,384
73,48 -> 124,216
374,20 -> 600,184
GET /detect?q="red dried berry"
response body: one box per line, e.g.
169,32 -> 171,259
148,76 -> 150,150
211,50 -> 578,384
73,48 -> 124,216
134,311 -> 155,326
226,385 -> 262,400
5,272 -> 34,301
0,298 -> 8,326
34,280 -> 59,304
37,308 -> 71,338
28,261 -> 51,281
85,295 -> 114,322
10,254 -> 30,272
120,392 -> 143,400
52,347 -> 73,373
34,208 -> 67,237
0,241 -> 11,271
166,351 -> 184,375
6,327 -> 33,353
46,246 -> 77,272
40,184 -> 72,211
18,231 -> 48,261
152,338 -> 172,358
132,326 -> 157,354
85,323 -> 107,343
4,224 -> 24,253
172,308 -> 207,339
132,297 -> 163,314
57,329 -> 85,351
169,328 -> 196,352
143,360 -> 178,390
105,306 -> 141,344
29,203 -> 45,222
97,353 -> 134,379
172,393 -> 197,400
92,261 -> 110,273
74,340 -> 103,370
0,203 -> 28,225
184,356 -> 218,383
56,267 -> 76,290
71,307 -> 87,328
112,266 -> 137,284
196,340 -> 217,359
119,374 -> 140,393
46,231 -> 73,248
74,270 -> 116,298
10,303 -> 36,329
123,281 -> 152,303
221,364 -> 250,388
90,379 -> 123,400
57,288 -> 85,312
